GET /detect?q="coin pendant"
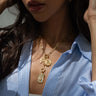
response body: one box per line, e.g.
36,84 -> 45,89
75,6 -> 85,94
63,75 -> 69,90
44,59 -> 52,67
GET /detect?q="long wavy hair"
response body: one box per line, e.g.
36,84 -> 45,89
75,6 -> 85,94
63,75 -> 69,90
0,0 -> 89,81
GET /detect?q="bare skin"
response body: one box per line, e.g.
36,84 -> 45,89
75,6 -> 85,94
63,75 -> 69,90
0,0 -> 96,95
0,0 -> 8,14
84,0 -> 96,81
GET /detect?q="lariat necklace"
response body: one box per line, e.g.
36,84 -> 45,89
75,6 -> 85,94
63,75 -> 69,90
37,40 -> 58,84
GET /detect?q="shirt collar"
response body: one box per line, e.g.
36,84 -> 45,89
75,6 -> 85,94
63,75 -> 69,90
74,33 -> 92,61
18,39 -> 33,69
18,33 -> 92,69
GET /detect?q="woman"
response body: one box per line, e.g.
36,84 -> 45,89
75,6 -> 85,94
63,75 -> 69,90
0,0 -> 96,96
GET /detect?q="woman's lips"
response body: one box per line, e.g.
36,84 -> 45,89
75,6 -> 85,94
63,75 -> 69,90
28,1 -> 46,12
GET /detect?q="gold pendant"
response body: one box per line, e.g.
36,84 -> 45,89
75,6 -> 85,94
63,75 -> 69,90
37,73 -> 45,84
40,55 -> 52,67
44,59 -> 52,67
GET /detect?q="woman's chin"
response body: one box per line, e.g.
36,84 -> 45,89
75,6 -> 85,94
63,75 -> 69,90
32,15 -> 49,23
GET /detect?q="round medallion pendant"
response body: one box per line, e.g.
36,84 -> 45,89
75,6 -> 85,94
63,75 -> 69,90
44,59 -> 52,67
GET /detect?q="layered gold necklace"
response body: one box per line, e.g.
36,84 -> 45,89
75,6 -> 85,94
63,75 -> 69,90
37,40 -> 58,84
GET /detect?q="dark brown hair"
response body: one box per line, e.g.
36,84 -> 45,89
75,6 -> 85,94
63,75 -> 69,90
0,0 -> 90,81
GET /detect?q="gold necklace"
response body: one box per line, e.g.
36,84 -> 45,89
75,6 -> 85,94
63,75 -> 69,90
37,40 -> 58,84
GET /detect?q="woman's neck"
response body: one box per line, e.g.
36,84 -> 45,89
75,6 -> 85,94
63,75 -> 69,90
40,2 -> 77,48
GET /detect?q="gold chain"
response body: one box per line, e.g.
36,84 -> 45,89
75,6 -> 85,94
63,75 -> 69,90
37,40 -> 58,84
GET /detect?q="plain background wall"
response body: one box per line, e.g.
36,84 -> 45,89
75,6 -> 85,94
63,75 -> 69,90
0,6 -> 18,27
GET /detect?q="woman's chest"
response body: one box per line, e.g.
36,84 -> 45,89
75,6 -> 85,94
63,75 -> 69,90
29,52 -> 62,94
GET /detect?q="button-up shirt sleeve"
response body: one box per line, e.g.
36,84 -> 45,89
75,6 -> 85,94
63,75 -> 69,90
78,68 -> 96,96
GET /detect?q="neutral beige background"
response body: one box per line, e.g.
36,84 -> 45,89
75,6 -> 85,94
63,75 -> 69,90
0,5 -> 18,27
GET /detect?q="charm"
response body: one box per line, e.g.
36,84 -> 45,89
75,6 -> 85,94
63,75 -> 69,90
41,67 -> 46,73
37,73 -> 45,84
44,59 -> 52,67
